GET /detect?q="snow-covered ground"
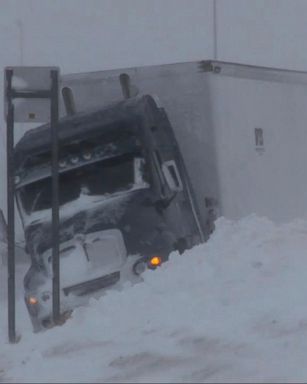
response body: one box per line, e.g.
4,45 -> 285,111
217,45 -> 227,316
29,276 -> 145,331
2,215 -> 307,382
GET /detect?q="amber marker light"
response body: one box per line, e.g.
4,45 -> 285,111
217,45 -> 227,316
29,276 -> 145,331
149,256 -> 162,267
28,296 -> 38,305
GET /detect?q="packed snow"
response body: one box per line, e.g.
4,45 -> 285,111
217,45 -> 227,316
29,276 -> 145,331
2,215 -> 307,382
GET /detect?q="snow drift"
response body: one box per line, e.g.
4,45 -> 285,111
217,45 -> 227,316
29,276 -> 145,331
1,215 -> 307,382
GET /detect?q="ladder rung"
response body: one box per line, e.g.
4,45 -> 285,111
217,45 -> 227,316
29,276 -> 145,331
11,89 -> 52,99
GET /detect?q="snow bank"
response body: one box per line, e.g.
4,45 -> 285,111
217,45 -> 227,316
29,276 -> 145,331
2,215 -> 307,382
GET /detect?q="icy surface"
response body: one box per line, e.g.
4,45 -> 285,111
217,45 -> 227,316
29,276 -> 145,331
2,215 -> 307,382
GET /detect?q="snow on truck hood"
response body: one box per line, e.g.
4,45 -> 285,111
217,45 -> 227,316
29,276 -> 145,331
2,215 -> 307,382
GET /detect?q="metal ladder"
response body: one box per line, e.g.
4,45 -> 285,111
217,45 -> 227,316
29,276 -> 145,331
4,66 -> 60,343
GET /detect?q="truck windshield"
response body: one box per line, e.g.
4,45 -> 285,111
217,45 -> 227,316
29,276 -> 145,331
18,153 -> 148,214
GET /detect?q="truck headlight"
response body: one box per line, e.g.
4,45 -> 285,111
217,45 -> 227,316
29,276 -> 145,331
133,259 -> 147,275
28,296 -> 38,305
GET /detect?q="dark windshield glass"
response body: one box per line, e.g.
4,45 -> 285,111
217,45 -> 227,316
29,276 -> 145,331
84,154 -> 134,195
19,153 -> 144,214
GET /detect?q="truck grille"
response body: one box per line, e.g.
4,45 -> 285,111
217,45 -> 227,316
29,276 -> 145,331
63,271 -> 120,296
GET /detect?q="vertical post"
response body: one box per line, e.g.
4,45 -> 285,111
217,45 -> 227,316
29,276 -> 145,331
0,209 -> 8,266
6,69 -> 16,343
50,70 -> 60,324
119,73 -> 131,99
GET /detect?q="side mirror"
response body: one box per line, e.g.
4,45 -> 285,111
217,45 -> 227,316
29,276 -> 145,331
162,160 -> 183,192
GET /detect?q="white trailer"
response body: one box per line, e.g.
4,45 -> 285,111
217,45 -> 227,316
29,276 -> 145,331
57,60 -> 307,224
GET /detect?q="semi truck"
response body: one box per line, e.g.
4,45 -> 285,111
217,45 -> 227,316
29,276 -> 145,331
12,59 -> 307,330
14,92 -> 206,330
